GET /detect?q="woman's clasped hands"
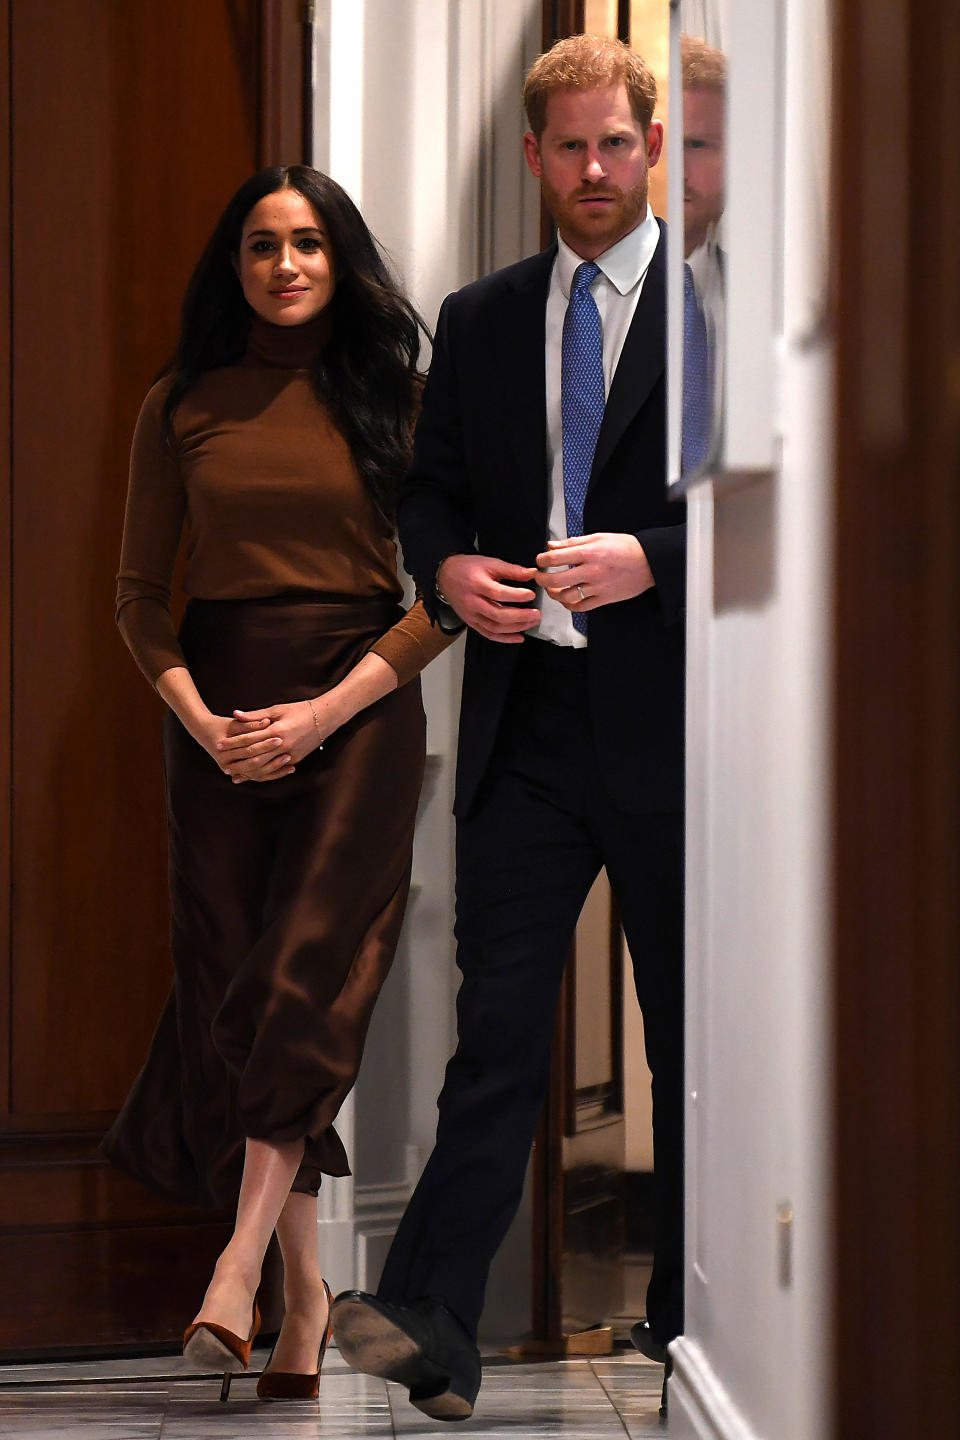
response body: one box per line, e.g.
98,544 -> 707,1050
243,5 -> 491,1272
214,696 -> 336,784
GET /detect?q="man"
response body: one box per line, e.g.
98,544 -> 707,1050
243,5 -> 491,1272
332,35 -> 685,1422
681,34 -> 726,259
680,34 -> 727,474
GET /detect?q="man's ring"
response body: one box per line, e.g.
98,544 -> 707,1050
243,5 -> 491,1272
577,584 -> 586,602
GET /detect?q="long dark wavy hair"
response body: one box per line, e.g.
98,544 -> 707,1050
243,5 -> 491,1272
161,165 -> 429,521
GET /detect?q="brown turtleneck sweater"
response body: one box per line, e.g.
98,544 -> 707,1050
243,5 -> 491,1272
116,313 -> 454,689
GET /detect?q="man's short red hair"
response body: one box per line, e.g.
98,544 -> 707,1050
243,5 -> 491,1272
523,34 -> 657,139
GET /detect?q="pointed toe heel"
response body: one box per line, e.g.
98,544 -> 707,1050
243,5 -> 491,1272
183,1300 -> 261,1401
256,1279 -> 333,1402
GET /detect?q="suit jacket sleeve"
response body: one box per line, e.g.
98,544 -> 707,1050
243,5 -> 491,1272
397,294 -> 478,623
637,519 -> 686,628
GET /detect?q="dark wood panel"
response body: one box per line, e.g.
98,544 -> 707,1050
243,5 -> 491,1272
0,0 -> 11,1119
0,1133 -> 285,1352
832,0 -> 960,1434
0,1135 -> 247,1354
0,1134 -> 213,1228
562,879 -> 624,1333
8,0 -> 260,1118
0,1220 -> 237,1356
543,0 -> 585,50
533,882 -> 626,1342
532,976 -> 567,1342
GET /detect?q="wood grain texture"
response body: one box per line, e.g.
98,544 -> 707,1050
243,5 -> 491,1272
0,0 -> 297,1354
8,0 -> 260,1118
543,1 -> 587,52
0,0 -> 11,1119
259,0 -> 308,166
0,1219 -> 236,1356
832,0 -> 960,1433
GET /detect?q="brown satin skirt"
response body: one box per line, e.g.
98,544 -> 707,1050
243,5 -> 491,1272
102,596 -> 426,1207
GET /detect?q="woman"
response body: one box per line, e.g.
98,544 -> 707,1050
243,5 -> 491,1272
103,166 -> 453,1400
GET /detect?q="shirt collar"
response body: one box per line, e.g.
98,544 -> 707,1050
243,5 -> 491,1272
556,205 -> 660,299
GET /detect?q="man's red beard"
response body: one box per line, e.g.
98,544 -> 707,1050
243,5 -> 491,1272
542,176 -> 649,252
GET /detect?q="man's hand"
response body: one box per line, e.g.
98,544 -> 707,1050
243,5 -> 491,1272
437,554 -> 540,644
537,532 -> 654,613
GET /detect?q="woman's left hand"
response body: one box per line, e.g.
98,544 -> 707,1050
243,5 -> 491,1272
217,695 -> 343,779
217,654 -> 398,782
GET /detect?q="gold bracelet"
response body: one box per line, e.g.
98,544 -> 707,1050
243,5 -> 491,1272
307,698 -> 324,751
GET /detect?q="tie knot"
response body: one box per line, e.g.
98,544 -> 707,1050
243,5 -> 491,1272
572,260 -> 600,296
683,262 -> 695,297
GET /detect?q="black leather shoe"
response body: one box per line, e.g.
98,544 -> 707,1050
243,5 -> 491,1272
332,1291 -> 481,1422
630,1321 -> 673,1421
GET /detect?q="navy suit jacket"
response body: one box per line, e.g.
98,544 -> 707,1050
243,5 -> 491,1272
397,219 -> 685,818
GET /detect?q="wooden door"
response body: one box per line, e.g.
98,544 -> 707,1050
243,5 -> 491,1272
533,877 -> 626,1343
0,0 -> 306,1356
831,0 -> 960,1432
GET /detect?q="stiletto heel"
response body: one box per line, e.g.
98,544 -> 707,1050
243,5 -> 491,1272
183,1298 -> 261,1400
256,1279 -> 333,1401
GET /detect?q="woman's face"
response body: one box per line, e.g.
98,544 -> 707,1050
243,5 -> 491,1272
235,188 -> 335,325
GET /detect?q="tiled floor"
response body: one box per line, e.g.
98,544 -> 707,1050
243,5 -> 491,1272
0,1346 -> 669,1438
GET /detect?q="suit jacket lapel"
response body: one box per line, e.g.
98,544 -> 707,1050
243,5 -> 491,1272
490,248 -> 554,530
591,218 -> 666,480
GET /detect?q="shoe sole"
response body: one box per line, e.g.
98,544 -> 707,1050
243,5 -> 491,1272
182,1327 -> 248,1374
333,1298 -> 473,1421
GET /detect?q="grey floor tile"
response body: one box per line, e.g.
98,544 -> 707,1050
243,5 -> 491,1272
388,1359 -> 634,1437
0,1351 -> 677,1438
0,1392 -> 162,1439
161,1369 -> 394,1437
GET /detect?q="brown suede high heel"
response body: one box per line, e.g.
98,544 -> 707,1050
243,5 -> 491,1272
256,1279 -> 333,1401
183,1299 -> 262,1402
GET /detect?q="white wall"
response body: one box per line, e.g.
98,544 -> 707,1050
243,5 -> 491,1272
670,2 -> 833,1438
310,0 -> 541,1336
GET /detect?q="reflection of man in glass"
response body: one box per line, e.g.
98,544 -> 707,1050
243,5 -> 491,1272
682,36 -> 726,256
681,36 -> 726,473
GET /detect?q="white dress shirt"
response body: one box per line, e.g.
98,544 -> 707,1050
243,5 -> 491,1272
533,205 -> 661,648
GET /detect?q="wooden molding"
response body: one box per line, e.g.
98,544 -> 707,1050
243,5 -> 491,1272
258,0 -> 308,167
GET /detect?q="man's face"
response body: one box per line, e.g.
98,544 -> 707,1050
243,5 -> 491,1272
683,85 -> 725,255
523,83 -> 663,260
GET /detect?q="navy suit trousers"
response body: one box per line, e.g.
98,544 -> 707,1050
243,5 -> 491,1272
377,637 -> 684,1344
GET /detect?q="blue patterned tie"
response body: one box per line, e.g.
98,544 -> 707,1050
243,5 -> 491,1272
561,260 -> 603,634
682,262 -> 710,474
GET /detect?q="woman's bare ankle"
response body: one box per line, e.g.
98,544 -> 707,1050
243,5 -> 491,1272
213,1247 -> 261,1296
193,1249 -> 261,1330
282,1266 -> 328,1316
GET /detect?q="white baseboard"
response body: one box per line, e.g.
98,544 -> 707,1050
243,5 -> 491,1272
317,1144 -> 422,1295
668,1338 -> 762,1440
